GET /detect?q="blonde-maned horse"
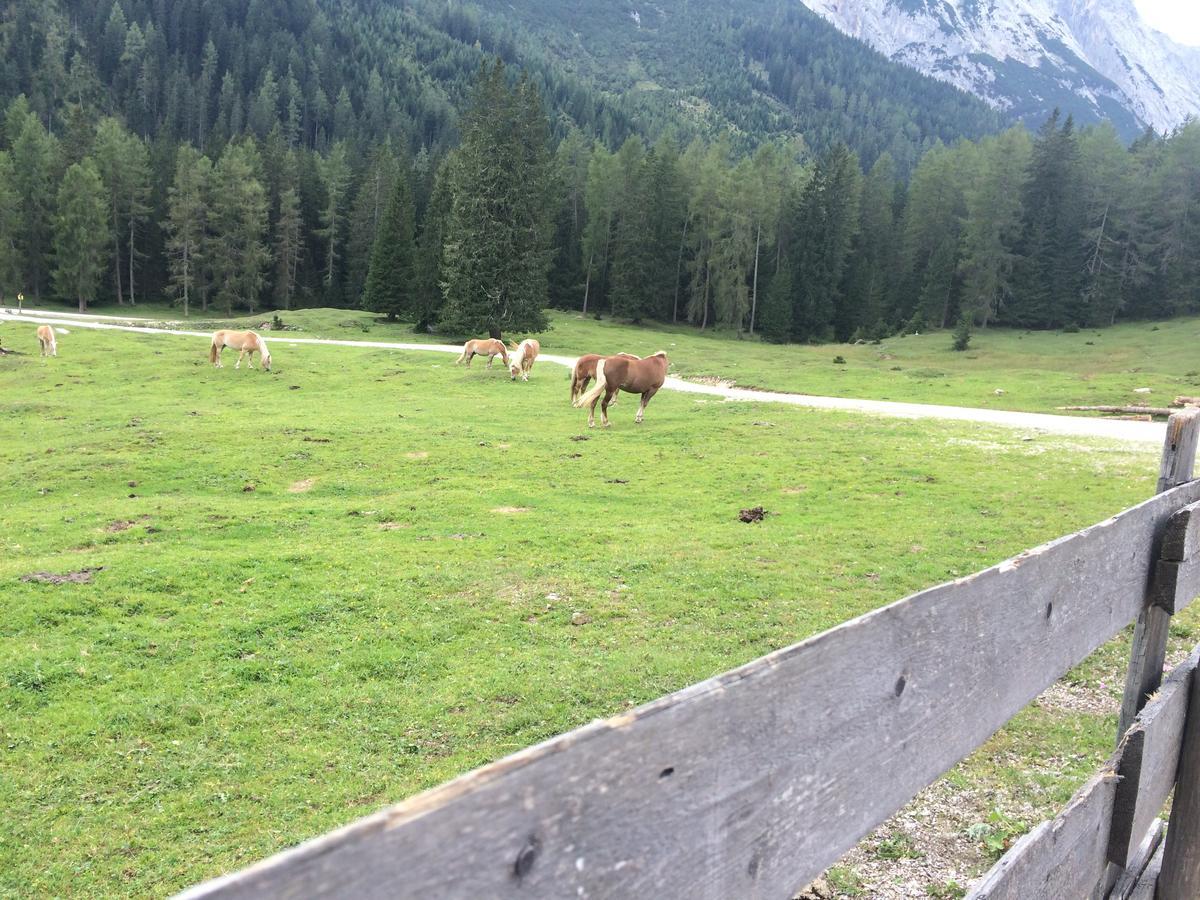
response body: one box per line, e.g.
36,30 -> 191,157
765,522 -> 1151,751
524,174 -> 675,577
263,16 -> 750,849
456,338 -> 509,369
506,338 -> 540,381
569,353 -> 639,405
36,325 -> 57,357
573,351 -> 669,428
210,330 -> 271,370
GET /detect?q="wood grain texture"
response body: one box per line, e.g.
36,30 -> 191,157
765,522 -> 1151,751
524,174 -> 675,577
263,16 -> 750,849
1109,820 -> 1164,900
1120,409 -> 1200,739
1157,647 -> 1200,900
1156,408 -> 1200,494
1108,648 -> 1198,866
964,771 -> 1118,900
178,482 -> 1200,900
1129,840 -> 1165,900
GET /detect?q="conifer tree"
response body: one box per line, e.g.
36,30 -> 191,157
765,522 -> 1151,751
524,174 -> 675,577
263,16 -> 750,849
273,177 -> 303,311
413,156 -> 453,332
439,62 -> 553,337
209,140 -> 269,314
363,167 -> 417,320
165,144 -> 210,316
0,151 -> 21,304
9,108 -> 60,300
53,158 -> 107,312
317,141 -> 351,302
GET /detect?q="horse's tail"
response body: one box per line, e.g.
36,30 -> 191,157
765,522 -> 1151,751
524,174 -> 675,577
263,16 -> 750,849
575,358 -> 608,408
570,367 -> 580,403
209,334 -> 220,364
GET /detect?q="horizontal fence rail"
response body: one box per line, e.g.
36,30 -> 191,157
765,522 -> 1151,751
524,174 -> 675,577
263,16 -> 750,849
179,478 -> 1200,900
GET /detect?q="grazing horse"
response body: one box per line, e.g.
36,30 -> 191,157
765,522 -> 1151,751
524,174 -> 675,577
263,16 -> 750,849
573,351 -> 669,428
507,339 -> 540,381
36,325 -> 57,357
456,338 -> 509,369
210,330 -> 271,371
36,326 -> 57,357
569,353 -> 640,405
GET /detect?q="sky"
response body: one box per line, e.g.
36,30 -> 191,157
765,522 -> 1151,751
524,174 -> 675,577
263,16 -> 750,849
1134,0 -> 1200,46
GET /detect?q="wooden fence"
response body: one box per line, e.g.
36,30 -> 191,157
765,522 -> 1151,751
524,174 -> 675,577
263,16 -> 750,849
180,409 -> 1200,900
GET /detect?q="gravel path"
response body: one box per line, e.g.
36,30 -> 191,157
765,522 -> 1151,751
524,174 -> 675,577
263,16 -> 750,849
1,307 -> 1166,446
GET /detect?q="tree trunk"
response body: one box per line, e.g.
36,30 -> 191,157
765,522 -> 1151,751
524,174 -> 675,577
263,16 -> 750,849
488,324 -> 501,340
113,203 -> 124,305
582,250 -> 593,315
700,260 -> 710,331
128,219 -> 136,304
749,222 -> 762,336
673,212 -> 691,324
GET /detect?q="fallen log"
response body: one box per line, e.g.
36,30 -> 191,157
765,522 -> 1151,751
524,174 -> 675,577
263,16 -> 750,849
1173,396 -> 1200,408
1060,405 -> 1175,416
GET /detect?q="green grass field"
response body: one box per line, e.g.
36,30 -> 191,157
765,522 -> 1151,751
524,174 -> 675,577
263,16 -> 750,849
13,300 -> 1197,415
0,321 -> 1194,896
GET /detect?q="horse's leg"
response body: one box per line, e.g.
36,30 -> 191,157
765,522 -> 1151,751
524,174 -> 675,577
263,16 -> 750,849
465,350 -> 474,367
635,386 -> 660,424
601,387 -> 617,428
486,352 -> 494,369
235,348 -> 244,369
247,349 -> 255,369
587,394 -> 599,428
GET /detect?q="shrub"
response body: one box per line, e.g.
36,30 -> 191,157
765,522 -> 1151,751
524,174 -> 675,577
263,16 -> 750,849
952,316 -> 971,352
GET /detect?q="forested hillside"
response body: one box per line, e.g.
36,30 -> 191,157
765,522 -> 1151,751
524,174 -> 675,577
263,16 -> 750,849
0,0 -> 1196,339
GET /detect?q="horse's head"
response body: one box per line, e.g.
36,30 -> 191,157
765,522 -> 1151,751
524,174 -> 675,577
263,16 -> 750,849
509,355 -> 523,380
261,346 -> 272,371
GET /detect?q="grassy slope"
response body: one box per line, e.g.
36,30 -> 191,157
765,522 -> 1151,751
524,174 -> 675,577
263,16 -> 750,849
15,302 -> 1198,415
1,325 -> 1194,895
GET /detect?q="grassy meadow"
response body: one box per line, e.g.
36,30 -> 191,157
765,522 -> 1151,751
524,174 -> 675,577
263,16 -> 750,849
22,301 -> 1200,415
1,319 -> 1197,896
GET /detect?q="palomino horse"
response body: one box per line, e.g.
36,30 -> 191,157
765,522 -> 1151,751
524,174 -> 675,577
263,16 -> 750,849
36,325 -> 57,357
210,330 -> 271,370
569,353 -> 640,405
456,338 -> 509,369
507,339 -> 540,381
573,351 -> 669,428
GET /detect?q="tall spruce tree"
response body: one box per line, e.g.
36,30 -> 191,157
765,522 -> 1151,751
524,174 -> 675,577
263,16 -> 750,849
439,62 -> 553,337
362,167 -> 417,320
1011,110 -> 1085,327
0,151 -> 21,303
165,144 -> 210,316
53,158 -> 107,311
9,107 -> 60,300
209,140 -> 269,314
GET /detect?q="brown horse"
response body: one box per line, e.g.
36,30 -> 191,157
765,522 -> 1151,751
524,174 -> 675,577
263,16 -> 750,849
506,338 -> 540,381
573,351 -> 669,427
569,353 -> 640,405
36,325 -> 57,357
456,338 -> 509,369
210,330 -> 271,370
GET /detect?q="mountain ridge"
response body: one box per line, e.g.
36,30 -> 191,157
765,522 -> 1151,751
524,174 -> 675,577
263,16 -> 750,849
797,0 -> 1200,137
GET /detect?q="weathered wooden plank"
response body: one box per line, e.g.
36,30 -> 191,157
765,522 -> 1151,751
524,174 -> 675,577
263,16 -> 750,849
1129,839 -> 1165,900
1119,409 -> 1200,739
1149,499 -> 1200,615
1158,643 -> 1200,900
1109,648 -> 1199,865
1109,820 -> 1164,900
1156,409 -> 1200,494
179,481 -> 1200,900
965,772 -> 1118,900
1156,499 -> 1200,563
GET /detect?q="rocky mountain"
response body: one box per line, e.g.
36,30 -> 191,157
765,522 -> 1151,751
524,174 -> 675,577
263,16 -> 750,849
797,0 -> 1200,137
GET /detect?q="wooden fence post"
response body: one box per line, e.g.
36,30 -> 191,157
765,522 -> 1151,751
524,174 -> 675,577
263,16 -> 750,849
1118,408 -> 1200,740
1156,665 -> 1200,898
